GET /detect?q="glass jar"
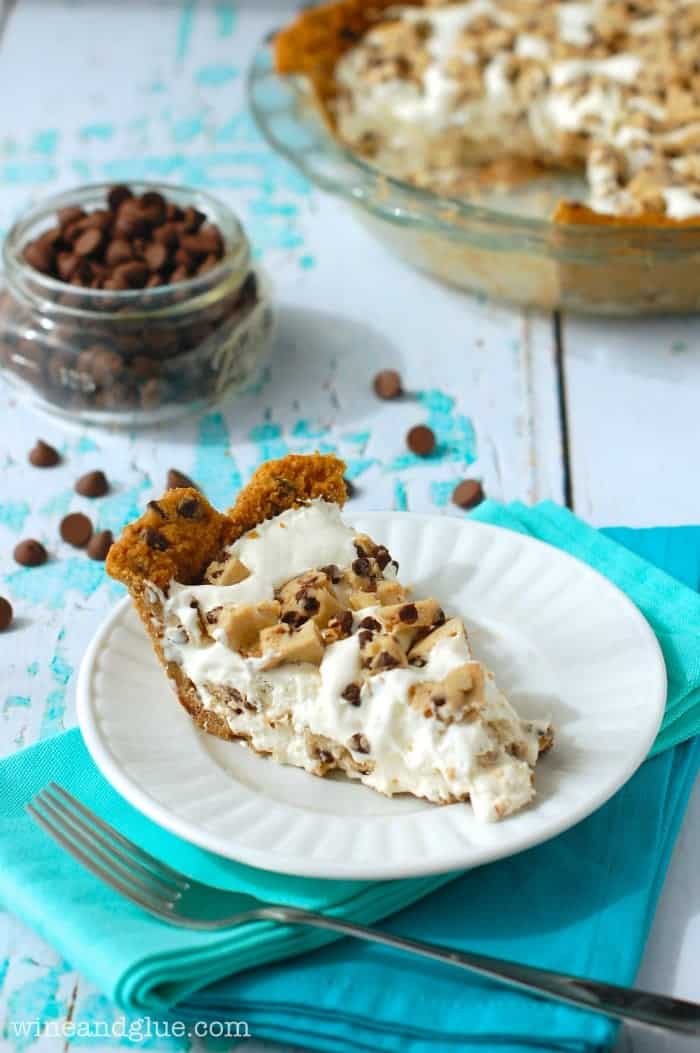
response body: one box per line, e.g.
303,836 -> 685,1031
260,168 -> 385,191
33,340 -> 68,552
0,183 -> 273,426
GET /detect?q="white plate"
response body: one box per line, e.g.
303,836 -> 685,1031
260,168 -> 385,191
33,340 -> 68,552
77,513 -> 666,880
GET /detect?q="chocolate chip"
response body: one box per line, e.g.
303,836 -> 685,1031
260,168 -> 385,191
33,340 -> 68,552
344,477 -> 356,499
107,184 -> 133,211
0,597 -> 12,631
14,539 -> 48,567
452,479 -> 485,510
374,545 -> 391,570
113,260 -> 149,289
341,683 -> 362,706
433,695 -> 446,707
75,470 -> 109,498
338,610 -> 353,634
177,497 -> 201,518
86,530 -> 113,561
205,606 -> 222,624
349,732 -> 370,755
28,439 -> 60,467
317,748 -> 334,764
352,556 -> 371,577
359,616 -> 381,631
58,205 -> 85,228
406,424 -> 436,457
281,610 -> 306,627
399,603 -> 418,624
301,595 -> 320,614
59,512 -> 93,548
147,500 -> 166,517
358,629 -> 374,647
373,369 -> 402,400
321,564 -> 341,584
375,651 -> 399,670
142,528 -> 169,551
74,227 -> 104,258
167,468 -> 198,490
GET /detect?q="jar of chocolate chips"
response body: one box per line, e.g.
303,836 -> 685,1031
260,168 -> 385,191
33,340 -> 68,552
0,182 -> 273,424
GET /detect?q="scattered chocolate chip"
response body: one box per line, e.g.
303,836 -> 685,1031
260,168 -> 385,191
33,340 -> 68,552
358,629 -> 374,647
359,616 -> 381,631
344,477 -> 356,499
29,439 -> 60,468
399,603 -> 418,624
349,732 -> 370,755
406,424 -> 436,457
433,695 -> 446,707
281,610 -> 305,627
147,500 -> 166,517
321,563 -> 341,584
373,369 -> 402,400
75,470 -> 109,498
167,468 -> 198,490
452,479 -> 485,510
352,556 -> 371,577
376,651 -> 400,670
14,539 -> 48,567
87,529 -> 113,561
338,610 -> 353,634
301,595 -> 320,614
60,512 -> 93,548
177,497 -> 200,518
341,683 -> 362,706
205,606 -> 222,624
0,597 -> 13,631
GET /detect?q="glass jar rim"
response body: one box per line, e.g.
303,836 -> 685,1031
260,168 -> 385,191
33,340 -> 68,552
2,181 -> 252,321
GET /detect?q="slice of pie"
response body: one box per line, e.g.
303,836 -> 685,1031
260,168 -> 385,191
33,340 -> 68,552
275,0 -> 700,226
106,453 -> 552,822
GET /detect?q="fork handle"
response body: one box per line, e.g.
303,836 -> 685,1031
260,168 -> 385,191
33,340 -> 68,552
260,906 -> 700,1037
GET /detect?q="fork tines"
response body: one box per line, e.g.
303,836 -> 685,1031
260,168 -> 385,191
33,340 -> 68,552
26,783 -> 188,916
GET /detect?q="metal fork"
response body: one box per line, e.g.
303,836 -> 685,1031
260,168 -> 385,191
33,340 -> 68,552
27,783 -> 700,1037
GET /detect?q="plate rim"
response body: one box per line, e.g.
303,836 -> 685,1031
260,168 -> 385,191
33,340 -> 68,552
77,512 -> 667,879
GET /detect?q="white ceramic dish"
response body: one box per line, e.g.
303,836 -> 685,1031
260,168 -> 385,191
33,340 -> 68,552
77,512 -> 666,880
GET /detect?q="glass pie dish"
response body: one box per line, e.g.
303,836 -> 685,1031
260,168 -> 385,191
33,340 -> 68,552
248,42 -> 700,316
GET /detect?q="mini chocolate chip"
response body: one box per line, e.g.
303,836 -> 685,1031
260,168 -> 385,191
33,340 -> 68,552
177,497 -> 200,518
375,651 -> 399,670
433,695 -> 447,707
358,629 -> 374,647
359,616 -> 381,631
147,500 -> 166,517
349,732 -> 370,755
87,530 -> 113,561
205,606 -> 222,624
399,603 -> 418,624
0,597 -> 13,631
373,369 -> 402,400
143,528 -> 169,551
282,610 -> 305,627
341,683 -> 362,706
167,468 -> 198,490
407,424 -> 436,457
374,545 -> 391,570
344,477 -> 356,499
352,556 -> 371,577
14,539 -> 48,567
60,512 -> 93,548
452,479 -> 485,510
301,595 -> 320,614
338,610 -> 353,634
75,470 -> 109,498
321,564 -> 341,583
29,439 -> 60,467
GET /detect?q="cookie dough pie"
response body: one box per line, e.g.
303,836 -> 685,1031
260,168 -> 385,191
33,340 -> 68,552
275,0 -> 700,225
107,454 -> 552,822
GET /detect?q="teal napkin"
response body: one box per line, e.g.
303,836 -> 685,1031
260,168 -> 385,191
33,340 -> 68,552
0,505 -> 699,1053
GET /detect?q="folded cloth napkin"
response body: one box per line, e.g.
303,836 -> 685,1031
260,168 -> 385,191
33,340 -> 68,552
1,505 -> 699,1053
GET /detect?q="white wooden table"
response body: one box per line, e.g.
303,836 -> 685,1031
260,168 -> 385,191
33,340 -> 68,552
0,3 -> 698,1051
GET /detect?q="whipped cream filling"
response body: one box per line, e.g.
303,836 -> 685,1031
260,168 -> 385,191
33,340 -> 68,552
156,500 -> 547,822
334,0 -> 700,219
